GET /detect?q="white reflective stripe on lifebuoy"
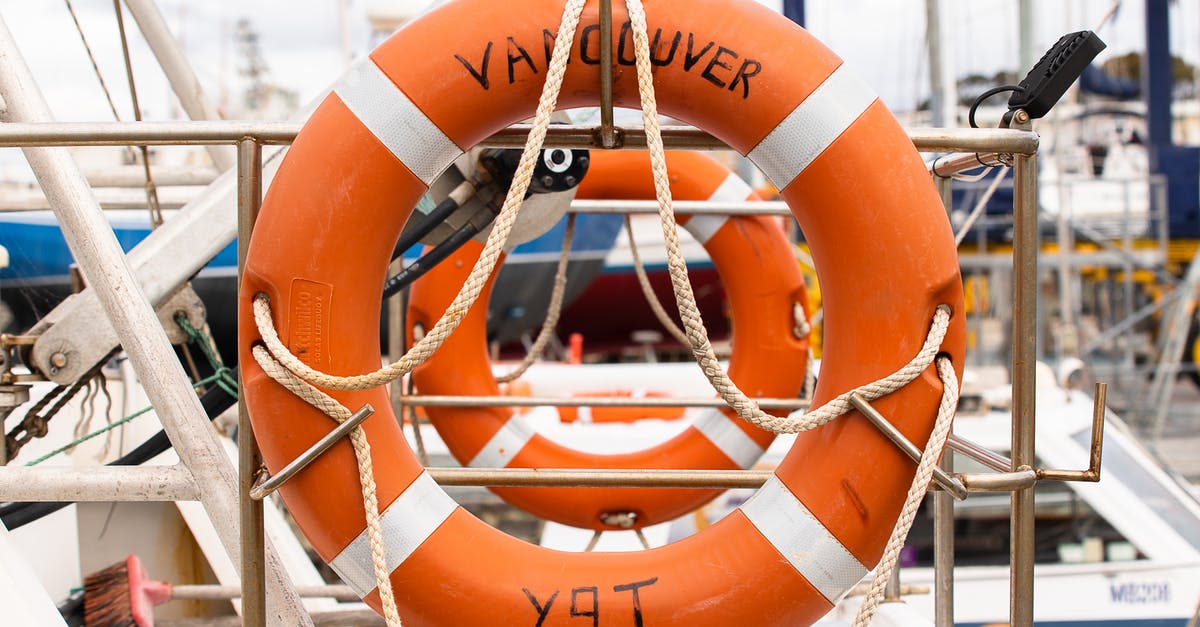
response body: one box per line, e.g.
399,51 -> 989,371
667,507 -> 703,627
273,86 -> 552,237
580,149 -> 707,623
747,64 -> 877,191
682,172 -> 749,244
683,216 -> 725,245
739,475 -> 867,604
333,59 -> 462,186
467,417 -> 536,468
328,472 -> 457,598
691,409 -> 764,469
710,171 -> 753,202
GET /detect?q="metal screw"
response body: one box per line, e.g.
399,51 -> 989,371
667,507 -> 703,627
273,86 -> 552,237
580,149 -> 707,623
564,175 -> 577,187
600,511 -> 638,528
50,352 -> 68,369
540,175 -> 555,188
1014,109 -> 1030,124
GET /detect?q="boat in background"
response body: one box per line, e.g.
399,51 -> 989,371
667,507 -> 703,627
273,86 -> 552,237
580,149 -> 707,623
0,207 -> 623,360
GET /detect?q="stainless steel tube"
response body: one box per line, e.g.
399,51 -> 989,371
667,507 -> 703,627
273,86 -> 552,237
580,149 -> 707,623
934,453 -> 954,625
0,121 -> 301,146
401,394 -> 809,410
946,434 -> 1013,473
598,0 -> 616,149
169,584 -> 358,602
0,464 -> 198,501
569,199 -> 791,216
428,467 -> 774,489
848,394 -> 967,499
1010,147 -> 1039,626
426,467 -> 1036,492
237,138 -> 269,627
250,404 -> 375,500
0,121 -> 1039,157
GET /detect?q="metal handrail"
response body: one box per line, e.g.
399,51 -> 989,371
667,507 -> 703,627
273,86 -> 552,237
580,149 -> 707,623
0,120 -> 1039,156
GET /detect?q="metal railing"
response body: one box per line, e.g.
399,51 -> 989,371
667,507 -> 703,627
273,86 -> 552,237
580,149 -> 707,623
0,74 -> 1126,627
0,117 -> 1061,626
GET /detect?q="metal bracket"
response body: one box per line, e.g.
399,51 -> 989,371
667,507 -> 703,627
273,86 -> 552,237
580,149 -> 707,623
848,393 -> 968,500
249,403 -> 375,500
156,283 -> 208,346
1037,382 -> 1106,482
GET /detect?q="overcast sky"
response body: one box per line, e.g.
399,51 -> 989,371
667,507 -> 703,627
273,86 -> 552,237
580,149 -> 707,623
5,0 -> 1197,117
1,0 -> 1196,178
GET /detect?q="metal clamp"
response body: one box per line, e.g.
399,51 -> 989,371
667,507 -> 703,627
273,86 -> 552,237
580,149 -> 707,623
1037,382 -> 1106,482
249,403 -> 375,500
848,393 -> 968,500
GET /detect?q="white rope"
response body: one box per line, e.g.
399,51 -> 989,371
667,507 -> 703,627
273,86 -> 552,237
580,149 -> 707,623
251,345 -> 404,626
495,213 -> 576,383
852,356 -> 959,626
625,215 -> 690,347
252,0 -> 588,392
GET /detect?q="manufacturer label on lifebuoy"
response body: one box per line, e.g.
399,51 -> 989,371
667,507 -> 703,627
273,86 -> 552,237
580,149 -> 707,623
289,279 -> 333,370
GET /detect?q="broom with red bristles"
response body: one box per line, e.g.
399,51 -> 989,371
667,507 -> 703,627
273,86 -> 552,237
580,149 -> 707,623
82,554 -> 170,627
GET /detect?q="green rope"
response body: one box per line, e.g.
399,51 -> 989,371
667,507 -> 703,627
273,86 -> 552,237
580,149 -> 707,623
24,371 -> 230,466
175,313 -> 238,397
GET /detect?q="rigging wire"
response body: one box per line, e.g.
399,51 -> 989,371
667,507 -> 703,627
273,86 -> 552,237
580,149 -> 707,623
111,0 -> 164,229
61,0 -> 137,164
1094,0 -> 1122,33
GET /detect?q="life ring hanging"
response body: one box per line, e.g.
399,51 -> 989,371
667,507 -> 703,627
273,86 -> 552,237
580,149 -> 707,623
407,149 -> 810,530
239,0 -> 965,623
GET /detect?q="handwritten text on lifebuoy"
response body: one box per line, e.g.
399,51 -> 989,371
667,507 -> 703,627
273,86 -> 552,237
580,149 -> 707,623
454,24 -> 761,98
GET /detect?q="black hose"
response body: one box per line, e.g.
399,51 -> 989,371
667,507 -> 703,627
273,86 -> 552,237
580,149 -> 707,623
391,196 -> 461,262
0,368 -> 238,530
968,84 -> 1022,129
382,221 -> 483,299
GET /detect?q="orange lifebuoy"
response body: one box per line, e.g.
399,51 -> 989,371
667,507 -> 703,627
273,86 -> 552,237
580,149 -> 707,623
240,0 -> 964,623
408,149 -> 808,529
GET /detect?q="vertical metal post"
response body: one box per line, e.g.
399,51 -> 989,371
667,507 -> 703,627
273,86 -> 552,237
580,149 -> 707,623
1055,206 -> 1077,357
237,138 -> 267,627
1010,137 -> 1038,625
883,567 -> 901,602
932,172 -> 956,626
934,453 -> 954,625
598,0 -> 616,148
